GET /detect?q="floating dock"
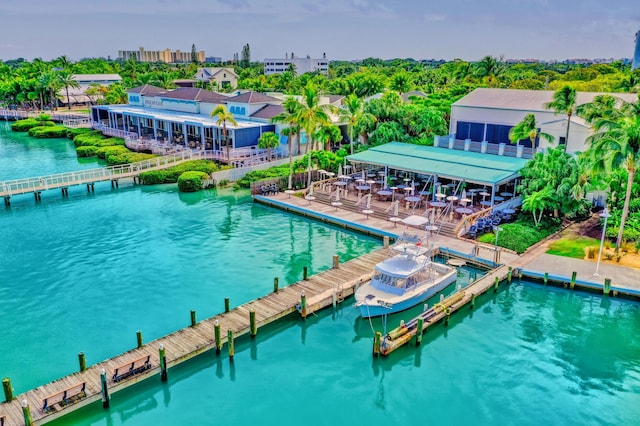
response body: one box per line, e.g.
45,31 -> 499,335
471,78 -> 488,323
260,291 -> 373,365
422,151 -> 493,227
0,249 -> 387,425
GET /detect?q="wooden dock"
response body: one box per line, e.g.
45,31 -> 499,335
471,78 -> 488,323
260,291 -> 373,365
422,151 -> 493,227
0,249 -> 387,425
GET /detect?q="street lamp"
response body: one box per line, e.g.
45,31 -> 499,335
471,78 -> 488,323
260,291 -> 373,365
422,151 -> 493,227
593,208 -> 610,277
493,226 -> 503,264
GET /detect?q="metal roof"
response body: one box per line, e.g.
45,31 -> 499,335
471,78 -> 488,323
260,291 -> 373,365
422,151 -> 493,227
346,142 -> 529,186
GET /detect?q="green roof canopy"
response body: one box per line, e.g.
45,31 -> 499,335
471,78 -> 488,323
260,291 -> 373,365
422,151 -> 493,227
346,142 -> 529,186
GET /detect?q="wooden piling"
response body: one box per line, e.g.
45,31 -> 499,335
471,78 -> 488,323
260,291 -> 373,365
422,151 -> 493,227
22,399 -> 33,426
471,293 -> 476,309
416,318 -> 424,346
2,378 -> 13,402
300,290 -> 307,318
100,368 -> 110,408
273,277 -> 279,293
332,255 -> 339,269
383,236 -> 389,248
303,266 -> 308,280
249,311 -> 257,338
507,267 -> 512,284
224,298 -> 230,313
190,310 -> 197,327
159,344 -> 167,382
493,276 -> 499,292
373,332 -> 381,357
570,271 -> 577,289
604,278 -> 611,296
78,352 -> 86,372
544,272 -> 549,285
214,320 -> 221,355
445,308 -> 451,326
136,330 -> 143,348
227,330 -> 235,358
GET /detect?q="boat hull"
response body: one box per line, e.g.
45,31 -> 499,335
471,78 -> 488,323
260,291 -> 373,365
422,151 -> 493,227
356,268 -> 457,318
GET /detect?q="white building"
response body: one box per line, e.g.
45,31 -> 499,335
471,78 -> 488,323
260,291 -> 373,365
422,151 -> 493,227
264,54 -> 329,75
59,74 -> 122,106
449,88 -> 638,154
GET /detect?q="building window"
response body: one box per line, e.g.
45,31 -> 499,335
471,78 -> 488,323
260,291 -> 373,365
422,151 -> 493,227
559,137 -> 566,145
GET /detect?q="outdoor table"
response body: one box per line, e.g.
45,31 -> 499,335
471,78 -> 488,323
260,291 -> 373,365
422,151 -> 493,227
396,184 -> 407,189
405,195 -> 421,207
331,201 -> 343,210
446,195 -> 459,202
419,191 -> 431,196
389,216 -> 403,228
333,181 -> 347,186
468,188 -> 481,194
500,192 -> 513,197
479,191 -> 491,197
455,207 -> 473,215
356,185 -> 370,191
285,189 -> 295,199
430,201 -> 446,208
425,224 -> 439,236
355,178 -> 365,183
493,196 -> 505,202
362,209 -> 374,219
502,208 -> 516,214
326,172 -> 335,177
435,193 -> 446,199
480,201 -> 492,207
460,197 -> 472,204
304,195 -> 316,205
377,190 -> 392,201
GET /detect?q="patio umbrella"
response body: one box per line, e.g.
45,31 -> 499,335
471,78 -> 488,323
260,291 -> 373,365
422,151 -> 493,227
393,200 -> 399,217
366,194 -> 372,209
361,170 -> 366,181
337,164 -> 343,177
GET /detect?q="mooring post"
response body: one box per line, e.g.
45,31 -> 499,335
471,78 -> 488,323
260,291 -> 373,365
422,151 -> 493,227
250,311 -> 257,338
2,377 -> 13,402
273,277 -> 279,293
544,272 -> 549,285
303,266 -> 308,280
604,278 -> 611,296
493,276 -> 499,293
159,344 -> 167,382
416,318 -> 424,346
136,330 -> 143,348
383,236 -> 390,248
332,255 -> 339,269
507,267 -> 513,284
78,352 -> 86,372
445,308 -> 451,326
373,332 -> 381,357
22,399 -> 33,426
471,293 -> 477,309
190,310 -> 197,327
100,368 -> 110,408
214,320 -> 221,355
570,271 -> 577,289
224,297 -> 230,313
227,330 -> 235,359
300,290 -> 307,318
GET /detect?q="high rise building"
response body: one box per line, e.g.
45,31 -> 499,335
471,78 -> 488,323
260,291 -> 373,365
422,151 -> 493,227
633,31 -> 640,70
118,47 -> 205,63
264,53 -> 329,75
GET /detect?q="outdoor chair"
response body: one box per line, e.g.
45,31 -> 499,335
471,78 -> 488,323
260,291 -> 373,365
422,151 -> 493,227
467,225 -> 478,239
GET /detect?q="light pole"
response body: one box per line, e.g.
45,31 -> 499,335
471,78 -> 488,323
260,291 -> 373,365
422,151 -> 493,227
593,208 -> 610,277
493,226 -> 503,264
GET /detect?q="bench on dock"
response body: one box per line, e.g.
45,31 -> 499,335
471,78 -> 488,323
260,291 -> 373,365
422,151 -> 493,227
41,382 -> 86,413
112,355 -> 151,382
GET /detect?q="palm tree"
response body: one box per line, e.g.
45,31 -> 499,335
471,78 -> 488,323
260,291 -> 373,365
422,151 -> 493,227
257,131 -> 280,161
584,100 -> 640,251
522,187 -> 554,227
295,82 -> 332,186
508,113 -> 554,149
211,105 -> 238,160
57,70 -> 80,110
475,55 -> 505,79
272,97 -> 302,189
544,85 -> 577,146
339,94 -> 374,154
315,123 -> 341,152
40,71 -> 61,111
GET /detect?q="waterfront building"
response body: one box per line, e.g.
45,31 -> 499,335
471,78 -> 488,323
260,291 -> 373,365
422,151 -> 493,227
633,30 -> 640,70
448,88 -> 638,154
264,53 -> 329,75
118,47 -> 205,63
194,67 -> 239,89
58,73 -> 122,106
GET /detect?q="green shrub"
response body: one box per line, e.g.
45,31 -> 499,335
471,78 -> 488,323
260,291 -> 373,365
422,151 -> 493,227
138,160 -> 220,184
66,127 -> 94,139
106,152 -> 156,166
177,171 -> 209,192
11,118 -> 55,132
76,146 -> 98,157
478,217 -> 559,254
586,246 -> 597,259
95,145 -> 130,160
28,125 -> 68,138
37,114 -> 51,121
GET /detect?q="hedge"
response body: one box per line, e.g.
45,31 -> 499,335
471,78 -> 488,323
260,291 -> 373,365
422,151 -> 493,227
95,145 -> 130,160
106,152 -> 156,166
11,118 -> 55,132
65,127 -> 94,139
28,125 -> 68,138
138,160 -> 221,184
177,171 -> 209,192
76,146 -> 98,157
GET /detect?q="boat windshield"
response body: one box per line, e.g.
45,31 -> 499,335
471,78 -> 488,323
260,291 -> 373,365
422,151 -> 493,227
373,272 -> 406,289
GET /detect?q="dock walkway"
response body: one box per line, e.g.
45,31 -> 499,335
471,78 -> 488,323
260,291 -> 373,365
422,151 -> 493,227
0,249 -> 387,425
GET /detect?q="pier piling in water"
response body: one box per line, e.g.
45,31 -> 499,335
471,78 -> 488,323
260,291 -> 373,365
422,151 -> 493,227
507,267 -> 513,284
78,352 -> 86,372
214,320 -> 221,355
273,277 -> 279,293
224,298 -> 230,313
333,255 -> 339,269
570,271 -> 577,289
303,266 -> 308,280
227,330 -> 235,358
2,378 -> 13,402
300,290 -> 307,318
190,310 -> 197,327
136,330 -> 143,348
494,276 -> 499,292
22,399 -> 33,426
159,344 -> 167,382
383,236 -> 390,248
416,318 -> 424,346
250,311 -> 257,338
373,332 -> 382,357
100,368 -> 110,408
604,278 -> 611,295
471,293 -> 477,309
544,272 -> 549,285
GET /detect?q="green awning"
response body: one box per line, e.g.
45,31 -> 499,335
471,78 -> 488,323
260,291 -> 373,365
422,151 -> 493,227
346,142 -> 529,186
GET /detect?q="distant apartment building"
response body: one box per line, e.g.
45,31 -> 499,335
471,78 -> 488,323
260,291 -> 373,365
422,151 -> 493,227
633,30 -> 640,70
205,56 -> 222,64
264,53 -> 329,75
118,47 -> 205,64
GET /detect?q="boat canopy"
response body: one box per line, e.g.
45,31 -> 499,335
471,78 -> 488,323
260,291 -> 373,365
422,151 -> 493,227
375,256 -> 428,278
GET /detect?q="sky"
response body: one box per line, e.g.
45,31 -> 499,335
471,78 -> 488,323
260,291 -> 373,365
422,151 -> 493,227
1,0 -> 639,62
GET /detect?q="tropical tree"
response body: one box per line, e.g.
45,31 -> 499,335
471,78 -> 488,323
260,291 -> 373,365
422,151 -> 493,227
55,70 -> 80,110
475,55 -> 505,79
544,85 -> 577,146
315,123 -> 341,151
295,82 -> 332,186
508,113 -> 554,148
390,71 -> 412,94
257,131 -> 280,161
339,94 -> 375,154
272,97 -> 302,189
521,187 -> 555,227
211,105 -> 238,160
584,98 -> 640,250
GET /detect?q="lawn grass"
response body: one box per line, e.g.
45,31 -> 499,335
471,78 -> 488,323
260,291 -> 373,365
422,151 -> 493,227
546,235 -> 600,259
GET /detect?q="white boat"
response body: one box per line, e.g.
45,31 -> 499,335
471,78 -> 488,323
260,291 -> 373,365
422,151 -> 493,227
355,216 -> 457,318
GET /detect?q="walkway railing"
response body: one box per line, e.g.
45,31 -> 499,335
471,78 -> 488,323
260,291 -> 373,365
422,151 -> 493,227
0,108 -> 90,122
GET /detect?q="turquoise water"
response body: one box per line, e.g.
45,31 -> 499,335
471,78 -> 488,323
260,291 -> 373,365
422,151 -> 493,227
1,125 -> 639,425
